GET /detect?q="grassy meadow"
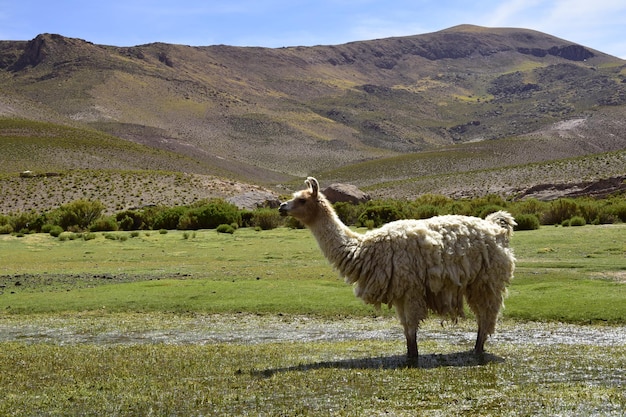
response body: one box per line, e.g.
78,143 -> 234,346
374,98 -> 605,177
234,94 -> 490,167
0,225 -> 625,415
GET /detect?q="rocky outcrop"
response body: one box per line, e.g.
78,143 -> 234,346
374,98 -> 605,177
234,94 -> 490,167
517,175 -> 626,201
322,183 -> 371,204
227,190 -> 281,210
518,44 -> 594,61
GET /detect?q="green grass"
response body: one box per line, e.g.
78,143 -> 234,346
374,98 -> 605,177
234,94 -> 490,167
0,225 -> 624,416
0,338 -> 623,416
508,224 -> 626,323
1,225 -> 624,322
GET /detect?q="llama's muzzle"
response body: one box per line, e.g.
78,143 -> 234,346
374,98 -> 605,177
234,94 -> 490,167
278,202 -> 290,216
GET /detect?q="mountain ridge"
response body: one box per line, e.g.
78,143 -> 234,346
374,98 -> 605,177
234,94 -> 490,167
1,25 -> 625,213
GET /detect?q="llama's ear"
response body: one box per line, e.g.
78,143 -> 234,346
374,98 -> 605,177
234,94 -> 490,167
305,177 -> 319,197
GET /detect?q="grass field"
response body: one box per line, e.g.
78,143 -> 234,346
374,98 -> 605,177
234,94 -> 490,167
0,225 -> 624,415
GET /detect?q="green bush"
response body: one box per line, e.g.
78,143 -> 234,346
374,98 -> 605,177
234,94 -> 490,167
607,200 -> 626,223
514,214 -> 540,231
469,194 -> 508,217
478,205 -> 506,219
240,210 -> 255,227
9,211 -> 41,233
89,216 -> 119,232
284,216 -> 304,229
0,224 -> 13,234
115,210 -> 147,230
251,208 -> 283,230
153,206 -> 187,230
216,224 -> 235,234
334,202 -> 363,225
176,212 -> 198,230
48,225 -> 64,237
358,203 -> 403,228
569,216 -> 586,227
412,204 -> 439,219
55,199 -> 105,231
544,199 -> 579,225
412,194 -> 453,208
178,199 -> 241,230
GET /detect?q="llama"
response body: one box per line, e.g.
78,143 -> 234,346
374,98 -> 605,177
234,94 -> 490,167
279,177 -> 516,359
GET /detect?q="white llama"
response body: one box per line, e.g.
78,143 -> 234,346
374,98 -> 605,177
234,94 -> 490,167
279,177 -> 516,359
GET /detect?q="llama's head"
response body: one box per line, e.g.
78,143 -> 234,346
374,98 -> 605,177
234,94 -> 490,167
279,177 -> 327,225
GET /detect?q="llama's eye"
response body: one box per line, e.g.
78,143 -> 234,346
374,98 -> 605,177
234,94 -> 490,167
297,198 -> 307,204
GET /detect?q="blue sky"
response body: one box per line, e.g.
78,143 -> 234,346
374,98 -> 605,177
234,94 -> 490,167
1,1 -> 625,58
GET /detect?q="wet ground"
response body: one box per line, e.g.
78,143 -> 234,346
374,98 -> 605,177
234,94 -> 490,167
1,313 -> 624,348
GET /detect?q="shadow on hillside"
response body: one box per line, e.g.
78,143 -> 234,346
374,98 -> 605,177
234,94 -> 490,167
252,350 -> 504,378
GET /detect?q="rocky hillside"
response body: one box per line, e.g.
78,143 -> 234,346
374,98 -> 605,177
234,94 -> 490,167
0,25 -> 625,212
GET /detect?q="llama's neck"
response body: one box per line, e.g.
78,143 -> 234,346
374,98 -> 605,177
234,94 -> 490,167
307,208 -> 362,267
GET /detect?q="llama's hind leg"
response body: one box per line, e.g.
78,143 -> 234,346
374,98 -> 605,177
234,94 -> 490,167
404,325 -> 418,358
474,320 -> 492,355
466,285 -> 502,355
395,297 -> 426,359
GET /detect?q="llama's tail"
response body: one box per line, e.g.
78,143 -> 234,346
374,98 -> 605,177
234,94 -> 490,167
486,211 -> 516,241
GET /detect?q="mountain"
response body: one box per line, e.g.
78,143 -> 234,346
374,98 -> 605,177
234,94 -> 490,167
1,25 -> 625,212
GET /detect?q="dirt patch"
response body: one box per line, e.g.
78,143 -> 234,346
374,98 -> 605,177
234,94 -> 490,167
590,271 -> 626,283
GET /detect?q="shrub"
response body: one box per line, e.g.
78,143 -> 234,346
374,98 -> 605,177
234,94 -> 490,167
251,208 -> 283,230
544,199 -> 579,225
412,194 -> 452,208
358,203 -> 403,228
240,210 -> 255,227
10,210 -> 41,233
514,214 -> 540,231
569,216 -> 586,227
192,200 -> 241,229
334,202 -> 363,226
176,211 -> 198,230
512,198 -> 547,216
606,199 -> 626,223
216,224 -> 235,234
469,194 -> 507,217
478,205 -> 506,219
176,199 -> 241,230
412,204 -> 439,219
447,201 -> 472,215
89,216 -> 119,232
55,199 -> 105,231
48,225 -> 64,237
115,210 -> 147,230
153,206 -> 187,230
284,216 -> 304,229
0,224 -> 13,234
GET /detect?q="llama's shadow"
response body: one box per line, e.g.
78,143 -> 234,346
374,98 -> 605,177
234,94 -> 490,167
252,350 -> 504,378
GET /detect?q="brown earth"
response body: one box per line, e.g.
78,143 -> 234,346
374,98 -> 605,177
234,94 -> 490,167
0,25 -> 625,209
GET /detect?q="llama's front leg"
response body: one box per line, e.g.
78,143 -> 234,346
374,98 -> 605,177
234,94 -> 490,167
474,326 -> 487,355
404,325 -> 418,358
396,298 -> 422,359
474,313 -> 497,355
